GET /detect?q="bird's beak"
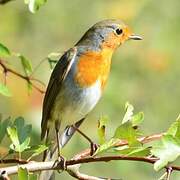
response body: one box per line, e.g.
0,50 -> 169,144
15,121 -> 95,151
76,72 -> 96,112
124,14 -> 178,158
129,34 -> 142,40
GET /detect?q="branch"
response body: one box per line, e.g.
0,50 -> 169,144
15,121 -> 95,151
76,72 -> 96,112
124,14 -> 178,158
0,59 -> 45,94
0,156 -> 180,175
0,132 -> 179,180
0,158 -> 28,164
67,165 -> 105,180
0,133 -> 164,165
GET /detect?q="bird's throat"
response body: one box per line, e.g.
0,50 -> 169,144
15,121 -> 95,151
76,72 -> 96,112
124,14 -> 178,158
74,48 -> 113,90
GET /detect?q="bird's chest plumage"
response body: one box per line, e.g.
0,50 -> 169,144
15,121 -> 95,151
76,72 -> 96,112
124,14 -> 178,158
52,49 -> 112,124
74,49 -> 112,90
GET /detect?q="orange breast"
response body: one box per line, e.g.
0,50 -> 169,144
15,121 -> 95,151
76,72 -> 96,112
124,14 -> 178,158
74,49 -> 113,90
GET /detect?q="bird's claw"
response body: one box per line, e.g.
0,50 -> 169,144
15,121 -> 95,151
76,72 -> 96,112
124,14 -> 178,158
53,155 -> 67,172
90,142 -> 98,156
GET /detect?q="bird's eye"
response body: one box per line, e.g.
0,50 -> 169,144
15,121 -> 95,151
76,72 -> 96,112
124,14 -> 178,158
115,28 -> 123,35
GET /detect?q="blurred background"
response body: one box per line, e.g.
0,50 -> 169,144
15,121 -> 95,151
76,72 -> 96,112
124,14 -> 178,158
0,0 -> 180,179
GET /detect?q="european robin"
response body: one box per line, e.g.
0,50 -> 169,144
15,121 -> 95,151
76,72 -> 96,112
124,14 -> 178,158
40,19 -> 142,179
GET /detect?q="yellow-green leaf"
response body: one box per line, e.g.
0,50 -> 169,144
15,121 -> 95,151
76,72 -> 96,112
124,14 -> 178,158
132,112 -> 144,127
122,102 -> 134,124
27,144 -> 48,160
95,138 -> 119,155
7,117 -> 32,153
18,54 -> 32,75
151,135 -> 180,171
167,115 -> 180,138
27,0 -> 47,13
7,126 -> 20,151
113,121 -> 140,146
0,83 -> 12,97
98,116 -> 108,144
18,167 -> 28,180
0,43 -> 11,57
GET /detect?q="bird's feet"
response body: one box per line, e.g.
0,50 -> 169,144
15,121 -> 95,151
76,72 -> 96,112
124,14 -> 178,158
72,124 -> 99,156
53,155 -> 67,172
90,142 -> 98,156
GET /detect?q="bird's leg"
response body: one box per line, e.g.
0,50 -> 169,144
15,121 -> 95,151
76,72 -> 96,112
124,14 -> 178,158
55,127 -> 61,158
55,121 -> 66,170
72,125 -> 98,156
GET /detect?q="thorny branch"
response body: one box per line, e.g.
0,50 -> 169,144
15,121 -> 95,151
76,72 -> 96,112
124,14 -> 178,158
0,133 -> 180,180
0,59 -> 45,93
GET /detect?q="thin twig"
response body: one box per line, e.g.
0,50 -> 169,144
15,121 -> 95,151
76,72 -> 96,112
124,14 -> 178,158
0,158 -> 28,164
67,165 -> 105,180
29,58 -> 47,78
0,59 -> 45,93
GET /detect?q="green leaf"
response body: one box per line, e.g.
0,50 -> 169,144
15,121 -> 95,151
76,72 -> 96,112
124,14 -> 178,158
27,144 -> 48,160
18,54 -> 32,76
127,146 -> 151,157
97,116 -> 108,144
7,117 -> 32,153
14,117 -> 32,144
132,112 -> 144,127
19,137 -> 31,152
18,167 -> 28,180
18,167 -> 37,180
29,173 -> 38,180
26,0 -> 47,13
122,102 -> 134,124
0,83 -> 12,97
115,146 -> 151,157
0,117 -> 11,143
95,138 -> 119,155
167,115 -> 180,138
7,127 -> 20,151
113,121 -> 140,146
151,135 -> 180,171
0,43 -> 11,57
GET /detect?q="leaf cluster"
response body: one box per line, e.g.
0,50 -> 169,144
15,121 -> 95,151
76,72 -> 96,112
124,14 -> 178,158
96,103 -> 180,174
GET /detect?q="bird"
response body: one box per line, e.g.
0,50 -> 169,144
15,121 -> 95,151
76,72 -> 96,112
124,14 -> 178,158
40,19 -> 142,179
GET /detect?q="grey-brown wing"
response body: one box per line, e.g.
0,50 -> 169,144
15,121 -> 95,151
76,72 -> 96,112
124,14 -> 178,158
41,47 -> 77,139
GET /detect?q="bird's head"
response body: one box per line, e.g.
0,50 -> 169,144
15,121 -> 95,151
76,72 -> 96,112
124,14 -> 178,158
76,19 -> 142,51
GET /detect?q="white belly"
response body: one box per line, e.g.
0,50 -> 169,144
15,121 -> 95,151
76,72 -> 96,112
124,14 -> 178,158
51,79 -> 101,127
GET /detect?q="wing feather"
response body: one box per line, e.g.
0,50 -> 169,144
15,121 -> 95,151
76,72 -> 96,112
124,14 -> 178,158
41,47 -> 77,139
